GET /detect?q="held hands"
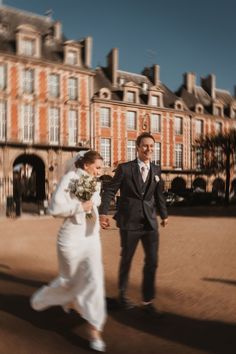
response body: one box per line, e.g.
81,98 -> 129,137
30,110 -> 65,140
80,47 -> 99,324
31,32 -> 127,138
160,218 -> 168,227
99,215 -> 110,229
81,200 -> 93,212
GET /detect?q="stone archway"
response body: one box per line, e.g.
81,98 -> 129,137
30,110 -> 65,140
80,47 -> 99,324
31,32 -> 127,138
212,177 -> 225,196
13,154 -> 46,203
171,177 -> 186,194
193,177 -> 207,192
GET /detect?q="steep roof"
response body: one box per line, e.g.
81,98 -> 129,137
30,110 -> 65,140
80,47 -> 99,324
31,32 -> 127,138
0,5 -> 85,66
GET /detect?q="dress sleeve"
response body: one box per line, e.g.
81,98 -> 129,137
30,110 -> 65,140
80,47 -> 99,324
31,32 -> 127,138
48,171 -> 83,218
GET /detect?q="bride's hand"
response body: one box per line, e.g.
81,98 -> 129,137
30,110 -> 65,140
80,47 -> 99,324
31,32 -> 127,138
81,200 -> 93,212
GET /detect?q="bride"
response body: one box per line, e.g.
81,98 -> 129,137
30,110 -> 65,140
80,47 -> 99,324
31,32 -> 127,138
30,150 -> 106,352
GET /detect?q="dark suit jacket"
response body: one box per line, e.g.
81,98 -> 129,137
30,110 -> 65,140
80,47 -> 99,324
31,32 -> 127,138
99,159 -> 168,231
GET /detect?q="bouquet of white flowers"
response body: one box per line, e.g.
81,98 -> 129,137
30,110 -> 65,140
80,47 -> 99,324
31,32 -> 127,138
66,175 -> 97,218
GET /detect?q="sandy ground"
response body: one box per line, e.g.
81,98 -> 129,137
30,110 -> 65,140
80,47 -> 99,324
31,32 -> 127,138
0,206 -> 236,354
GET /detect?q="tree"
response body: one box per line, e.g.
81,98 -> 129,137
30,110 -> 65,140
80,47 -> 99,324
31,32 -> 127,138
194,129 -> 236,205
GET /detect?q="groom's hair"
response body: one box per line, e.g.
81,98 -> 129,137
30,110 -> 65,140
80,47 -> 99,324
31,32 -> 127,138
136,132 -> 155,147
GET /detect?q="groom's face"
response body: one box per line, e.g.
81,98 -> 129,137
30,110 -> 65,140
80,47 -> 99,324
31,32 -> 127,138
137,137 -> 154,163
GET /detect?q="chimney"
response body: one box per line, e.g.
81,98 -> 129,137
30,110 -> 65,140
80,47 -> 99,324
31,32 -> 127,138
184,72 -> 196,94
201,74 -> 216,99
142,65 -> 160,86
54,21 -> 62,41
153,65 -> 160,86
82,36 -> 93,68
107,48 -> 119,86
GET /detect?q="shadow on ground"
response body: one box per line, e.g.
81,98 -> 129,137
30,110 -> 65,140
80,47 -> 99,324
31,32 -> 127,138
1,278 -> 235,354
0,293 -> 89,350
167,205 -> 236,218
107,297 -> 236,354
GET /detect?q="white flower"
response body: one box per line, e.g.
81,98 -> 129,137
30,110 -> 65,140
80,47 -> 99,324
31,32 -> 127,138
154,175 -> 160,183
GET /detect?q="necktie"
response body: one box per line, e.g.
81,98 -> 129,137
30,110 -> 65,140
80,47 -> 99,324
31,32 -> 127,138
141,165 -> 148,182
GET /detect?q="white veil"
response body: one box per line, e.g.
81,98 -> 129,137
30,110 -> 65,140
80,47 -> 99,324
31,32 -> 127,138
63,150 -> 89,174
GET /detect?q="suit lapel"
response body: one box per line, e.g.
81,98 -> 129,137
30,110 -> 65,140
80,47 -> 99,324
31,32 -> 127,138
131,160 -> 142,195
144,163 -> 155,197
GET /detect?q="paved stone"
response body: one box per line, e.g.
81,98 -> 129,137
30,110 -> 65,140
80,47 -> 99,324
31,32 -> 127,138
0,207 -> 236,354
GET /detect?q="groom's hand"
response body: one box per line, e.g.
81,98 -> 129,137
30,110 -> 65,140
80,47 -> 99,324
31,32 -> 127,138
160,218 -> 168,227
99,215 -> 110,229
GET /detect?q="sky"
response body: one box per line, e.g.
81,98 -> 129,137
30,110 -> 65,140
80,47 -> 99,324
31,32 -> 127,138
3,0 -> 236,95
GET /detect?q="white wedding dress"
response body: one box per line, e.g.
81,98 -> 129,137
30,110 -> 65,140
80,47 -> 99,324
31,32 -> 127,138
30,168 -> 106,331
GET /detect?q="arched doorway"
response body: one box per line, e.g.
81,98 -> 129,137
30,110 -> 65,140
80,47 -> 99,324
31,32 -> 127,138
13,154 -> 45,204
212,178 -> 225,197
171,177 -> 186,194
193,177 -> 206,192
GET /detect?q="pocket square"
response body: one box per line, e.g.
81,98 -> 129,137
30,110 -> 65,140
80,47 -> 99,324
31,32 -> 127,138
154,175 -> 160,183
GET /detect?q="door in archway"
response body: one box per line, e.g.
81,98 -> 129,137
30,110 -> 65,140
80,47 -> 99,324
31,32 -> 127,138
13,154 -> 45,204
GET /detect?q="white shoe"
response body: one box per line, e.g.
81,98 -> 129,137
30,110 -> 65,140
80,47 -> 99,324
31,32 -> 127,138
89,338 -> 106,352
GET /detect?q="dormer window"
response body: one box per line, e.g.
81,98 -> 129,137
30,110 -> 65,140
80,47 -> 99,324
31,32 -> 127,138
175,101 -> 183,110
67,50 -> 78,65
151,95 -> 160,107
21,38 -> 35,56
215,106 -> 223,117
64,41 -> 81,66
16,25 -> 41,58
195,104 -> 203,114
99,88 -> 111,100
127,91 -> 135,103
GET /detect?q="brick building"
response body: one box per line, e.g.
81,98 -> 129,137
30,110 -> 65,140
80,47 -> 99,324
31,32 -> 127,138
0,5 -> 93,212
0,4 -> 236,213
93,48 -> 236,194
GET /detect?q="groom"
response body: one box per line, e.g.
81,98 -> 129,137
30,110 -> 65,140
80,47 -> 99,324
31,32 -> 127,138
99,132 -> 168,316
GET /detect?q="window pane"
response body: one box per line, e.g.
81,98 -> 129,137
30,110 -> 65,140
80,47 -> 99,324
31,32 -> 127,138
101,138 -> 111,166
127,140 -> 136,161
68,109 -> 77,145
175,144 -> 183,168
49,108 -> 59,144
67,51 -> 77,65
151,113 -> 161,133
22,104 -> 34,142
68,77 -> 78,100
23,69 -> 34,94
127,111 -> 136,130
100,107 -> 110,127
127,91 -> 135,103
0,101 -> 6,140
21,38 -> 35,56
195,119 -> 203,135
151,95 -> 160,106
215,122 -> 222,133
153,142 -> 161,165
49,74 -> 60,97
0,64 -> 6,90
175,116 -> 183,135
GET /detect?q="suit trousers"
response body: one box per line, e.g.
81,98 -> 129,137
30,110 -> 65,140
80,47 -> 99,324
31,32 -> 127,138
119,228 -> 159,302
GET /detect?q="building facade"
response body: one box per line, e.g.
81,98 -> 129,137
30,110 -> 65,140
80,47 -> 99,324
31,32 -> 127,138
0,5 -> 93,212
0,4 -> 236,213
92,49 -> 236,195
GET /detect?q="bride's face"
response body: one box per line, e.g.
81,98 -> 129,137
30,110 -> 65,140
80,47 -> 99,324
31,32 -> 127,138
84,158 -> 103,177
